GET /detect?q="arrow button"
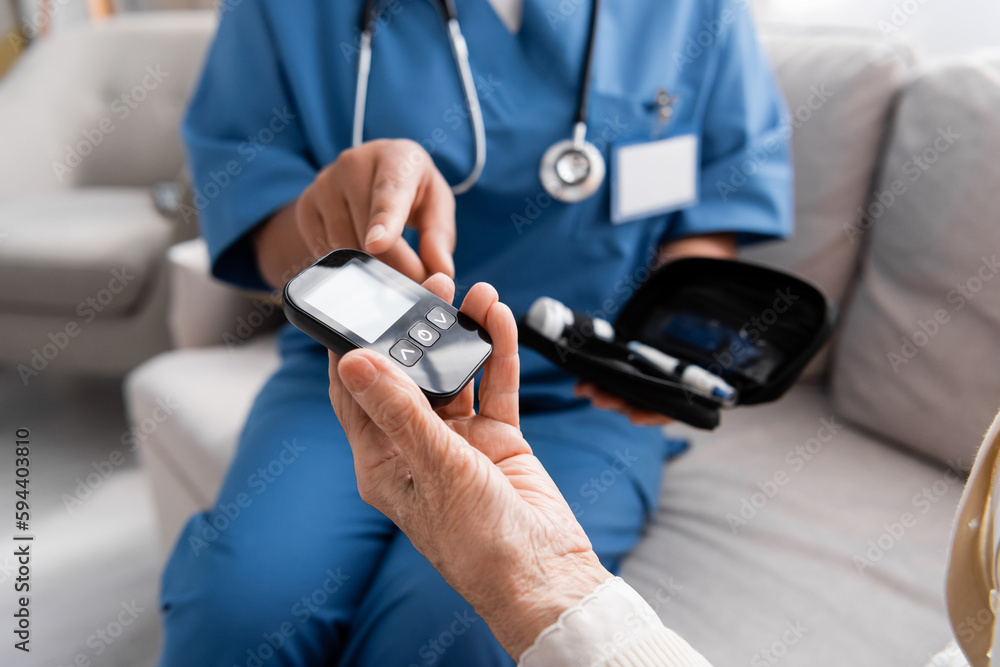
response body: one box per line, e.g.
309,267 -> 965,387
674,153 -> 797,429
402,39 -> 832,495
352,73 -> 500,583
426,306 -> 456,331
390,339 -> 423,367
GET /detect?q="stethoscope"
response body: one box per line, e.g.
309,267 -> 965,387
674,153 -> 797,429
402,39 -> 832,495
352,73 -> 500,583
354,0 -> 605,203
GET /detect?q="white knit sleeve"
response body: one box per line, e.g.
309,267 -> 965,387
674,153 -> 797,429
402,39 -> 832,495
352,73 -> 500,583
517,577 -> 713,667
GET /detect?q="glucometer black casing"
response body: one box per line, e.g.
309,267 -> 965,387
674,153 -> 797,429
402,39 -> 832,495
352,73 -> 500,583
283,249 -> 492,407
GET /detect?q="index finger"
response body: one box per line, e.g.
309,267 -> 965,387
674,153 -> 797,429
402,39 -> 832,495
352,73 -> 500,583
412,169 -> 457,278
367,148 -> 456,279
361,157 -> 430,281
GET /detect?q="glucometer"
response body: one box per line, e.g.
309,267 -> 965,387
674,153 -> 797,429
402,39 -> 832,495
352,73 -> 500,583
283,249 -> 493,407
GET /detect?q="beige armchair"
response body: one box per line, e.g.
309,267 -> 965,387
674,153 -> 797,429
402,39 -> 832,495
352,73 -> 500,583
0,11 -> 214,377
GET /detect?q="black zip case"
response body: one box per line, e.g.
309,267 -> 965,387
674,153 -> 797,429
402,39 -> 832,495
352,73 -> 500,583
519,258 -> 837,430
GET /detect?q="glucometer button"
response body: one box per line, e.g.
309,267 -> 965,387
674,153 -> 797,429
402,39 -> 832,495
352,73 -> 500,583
409,322 -> 440,348
426,307 -> 456,330
390,340 -> 422,367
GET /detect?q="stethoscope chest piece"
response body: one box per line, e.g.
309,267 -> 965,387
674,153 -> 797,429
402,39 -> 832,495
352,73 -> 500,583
539,136 -> 606,204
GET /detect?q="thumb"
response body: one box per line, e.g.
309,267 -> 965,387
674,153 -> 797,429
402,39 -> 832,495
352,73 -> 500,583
338,350 -> 459,475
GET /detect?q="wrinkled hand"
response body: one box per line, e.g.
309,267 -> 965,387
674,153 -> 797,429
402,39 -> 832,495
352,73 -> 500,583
328,274 -> 611,659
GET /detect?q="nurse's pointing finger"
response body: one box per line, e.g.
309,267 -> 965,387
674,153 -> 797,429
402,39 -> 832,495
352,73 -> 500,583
414,170 -> 456,278
366,142 -> 456,279
365,141 -> 430,252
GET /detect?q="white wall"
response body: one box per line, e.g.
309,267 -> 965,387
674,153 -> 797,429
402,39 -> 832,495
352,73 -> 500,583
755,0 -> 1000,59
8,0 -> 1000,60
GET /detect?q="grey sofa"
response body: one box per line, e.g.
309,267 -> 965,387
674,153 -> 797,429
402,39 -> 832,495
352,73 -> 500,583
123,14 -> 1000,667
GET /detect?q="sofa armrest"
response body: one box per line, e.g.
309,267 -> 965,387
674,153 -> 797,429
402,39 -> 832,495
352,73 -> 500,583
167,239 -> 283,349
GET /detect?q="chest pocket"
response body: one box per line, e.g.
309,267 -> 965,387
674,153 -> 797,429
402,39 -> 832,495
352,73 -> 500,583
573,81 -> 699,241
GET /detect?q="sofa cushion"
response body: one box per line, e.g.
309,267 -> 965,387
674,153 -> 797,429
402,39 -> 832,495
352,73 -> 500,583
125,337 -> 280,547
621,385 -> 962,667
744,26 -> 915,380
0,188 -> 173,316
830,53 -> 1000,466
166,239 -> 284,349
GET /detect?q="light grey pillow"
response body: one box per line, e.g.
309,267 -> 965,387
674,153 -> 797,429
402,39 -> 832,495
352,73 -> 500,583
831,53 -> 1000,466
748,26 -> 915,381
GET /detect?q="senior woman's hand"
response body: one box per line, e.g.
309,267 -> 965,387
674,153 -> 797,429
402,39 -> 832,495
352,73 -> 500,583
328,274 -> 613,660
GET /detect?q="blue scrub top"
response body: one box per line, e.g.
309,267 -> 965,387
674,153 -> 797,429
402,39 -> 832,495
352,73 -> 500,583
184,0 -> 793,400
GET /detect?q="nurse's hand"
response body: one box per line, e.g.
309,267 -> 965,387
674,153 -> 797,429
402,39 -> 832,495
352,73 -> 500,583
328,274 -> 612,661
254,139 -> 455,288
574,382 -> 674,427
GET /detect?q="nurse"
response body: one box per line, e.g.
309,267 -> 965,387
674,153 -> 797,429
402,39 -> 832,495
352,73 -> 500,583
160,0 -> 792,665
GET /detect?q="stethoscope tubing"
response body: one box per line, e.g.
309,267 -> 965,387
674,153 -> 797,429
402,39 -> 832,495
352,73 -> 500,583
354,0 -> 600,197
444,18 -> 487,194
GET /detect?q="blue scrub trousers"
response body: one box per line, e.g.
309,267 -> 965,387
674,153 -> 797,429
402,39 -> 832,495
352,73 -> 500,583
159,327 -> 673,666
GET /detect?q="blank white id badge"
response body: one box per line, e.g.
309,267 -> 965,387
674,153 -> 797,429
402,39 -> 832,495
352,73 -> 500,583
611,131 -> 700,224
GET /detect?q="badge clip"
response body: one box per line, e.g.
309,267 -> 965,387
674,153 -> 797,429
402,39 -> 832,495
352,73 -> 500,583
646,88 -> 679,139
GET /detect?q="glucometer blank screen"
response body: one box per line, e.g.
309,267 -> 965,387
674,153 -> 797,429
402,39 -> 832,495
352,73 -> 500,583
301,260 -> 418,344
